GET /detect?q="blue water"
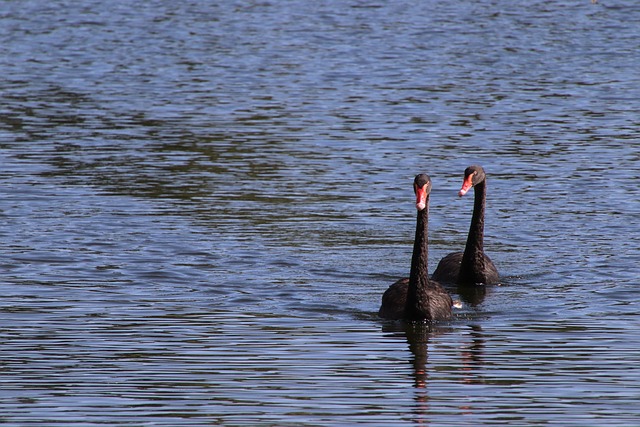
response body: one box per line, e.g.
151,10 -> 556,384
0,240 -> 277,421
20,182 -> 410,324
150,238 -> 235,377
1,0 -> 639,425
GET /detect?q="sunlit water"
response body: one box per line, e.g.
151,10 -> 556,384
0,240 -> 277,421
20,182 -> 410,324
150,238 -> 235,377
1,0 -> 640,425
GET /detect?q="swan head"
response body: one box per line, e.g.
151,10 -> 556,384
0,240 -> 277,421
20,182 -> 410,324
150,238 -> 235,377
413,174 -> 432,211
459,165 -> 486,197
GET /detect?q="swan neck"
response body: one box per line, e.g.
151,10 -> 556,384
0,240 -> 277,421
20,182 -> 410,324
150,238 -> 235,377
406,198 -> 431,318
464,179 -> 486,257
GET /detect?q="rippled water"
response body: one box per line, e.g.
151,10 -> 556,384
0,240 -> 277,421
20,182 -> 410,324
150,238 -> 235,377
1,0 -> 640,425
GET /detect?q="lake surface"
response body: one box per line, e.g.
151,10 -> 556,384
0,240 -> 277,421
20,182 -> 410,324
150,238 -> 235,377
1,0 -> 639,425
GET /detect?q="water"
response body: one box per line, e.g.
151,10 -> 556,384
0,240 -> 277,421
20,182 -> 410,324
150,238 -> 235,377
1,0 -> 640,425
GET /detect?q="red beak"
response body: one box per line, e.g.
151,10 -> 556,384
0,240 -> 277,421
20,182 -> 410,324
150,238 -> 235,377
459,174 -> 474,197
415,185 -> 428,210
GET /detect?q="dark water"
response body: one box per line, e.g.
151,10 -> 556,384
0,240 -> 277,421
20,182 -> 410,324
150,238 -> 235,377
1,0 -> 640,425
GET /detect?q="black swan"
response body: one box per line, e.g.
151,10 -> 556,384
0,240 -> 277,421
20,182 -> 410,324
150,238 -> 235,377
432,165 -> 499,286
378,174 -> 453,321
